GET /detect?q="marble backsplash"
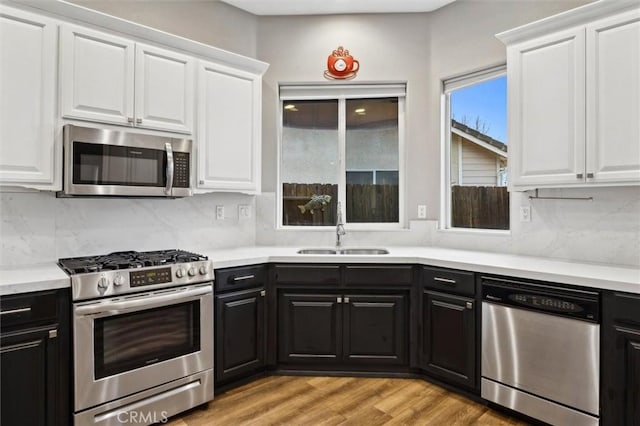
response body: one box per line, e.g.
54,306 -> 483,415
256,187 -> 640,267
2,186 -> 638,268
0,191 -> 256,266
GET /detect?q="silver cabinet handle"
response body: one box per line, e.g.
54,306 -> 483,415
0,307 -> 31,316
127,117 -> 134,123
260,290 -> 266,297
466,301 -> 473,309
49,329 -> 58,339
136,118 -> 142,124
576,173 -> 584,179
434,277 -> 456,285
337,297 -> 342,303
586,172 -> 594,178
233,275 -> 255,282
164,142 -> 174,196
344,297 -> 350,303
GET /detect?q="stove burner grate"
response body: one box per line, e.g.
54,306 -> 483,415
58,249 -> 208,275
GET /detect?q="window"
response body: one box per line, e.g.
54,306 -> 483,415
279,84 -> 405,228
443,66 -> 509,230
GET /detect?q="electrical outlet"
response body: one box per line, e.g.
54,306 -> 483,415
216,205 -> 225,220
519,206 -> 531,222
238,204 -> 251,219
417,205 -> 427,219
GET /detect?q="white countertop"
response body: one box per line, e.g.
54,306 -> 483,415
0,262 -> 71,296
2,246 -> 639,296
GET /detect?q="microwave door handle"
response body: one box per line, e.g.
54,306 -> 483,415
74,285 -> 212,316
165,142 -> 174,196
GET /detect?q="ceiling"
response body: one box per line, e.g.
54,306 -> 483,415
219,0 -> 456,16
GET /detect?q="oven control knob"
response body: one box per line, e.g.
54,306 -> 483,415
97,277 -> 109,289
188,267 -> 197,277
176,267 -> 186,278
199,265 -> 208,275
113,274 -> 124,286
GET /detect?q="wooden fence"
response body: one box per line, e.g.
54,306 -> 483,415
282,183 -> 338,226
282,183 -> 399,225
451,185 -> 509,230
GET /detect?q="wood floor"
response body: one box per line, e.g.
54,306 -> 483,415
166,376 -> 529,425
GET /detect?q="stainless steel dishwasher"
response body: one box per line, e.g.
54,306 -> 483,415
481,276 -> 600,426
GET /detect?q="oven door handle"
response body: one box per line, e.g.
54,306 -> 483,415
74,285 -> 211,316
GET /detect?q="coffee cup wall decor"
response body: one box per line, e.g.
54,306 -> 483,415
324,46 -> 359,80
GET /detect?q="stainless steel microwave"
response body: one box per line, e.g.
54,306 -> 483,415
60,125 -> 192,198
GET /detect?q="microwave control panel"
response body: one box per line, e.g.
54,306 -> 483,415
173,152 -> 190,188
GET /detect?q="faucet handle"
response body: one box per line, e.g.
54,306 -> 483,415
336,201 -> 343,223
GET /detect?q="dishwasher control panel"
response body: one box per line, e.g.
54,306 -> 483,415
482,276 -> 599,322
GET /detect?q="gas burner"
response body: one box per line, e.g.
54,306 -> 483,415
58,249 -> 208,275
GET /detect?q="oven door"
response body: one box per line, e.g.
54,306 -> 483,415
73,283 -> 213,412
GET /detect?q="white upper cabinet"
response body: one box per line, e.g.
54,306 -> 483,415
135,43 -> 194,133
60,24 -> 194,134
0,5 -> 58,188
507,28 -> 586,188
197,60 -> 262,193
586,10 -> 640,183
499,3 -> 640,190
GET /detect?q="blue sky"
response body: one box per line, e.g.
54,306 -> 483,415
451,76 -> 507,144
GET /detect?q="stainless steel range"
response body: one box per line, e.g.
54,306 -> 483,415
59,250 -> 214,426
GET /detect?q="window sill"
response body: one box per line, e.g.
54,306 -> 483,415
438,226 -> 511,236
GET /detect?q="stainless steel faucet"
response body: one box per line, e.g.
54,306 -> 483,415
336,202 -> 346,248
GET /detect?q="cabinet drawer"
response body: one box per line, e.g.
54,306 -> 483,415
344,265 -> 414,286
608,291 -> 640,325
274,265 -> 340,285
0,290 -> 58,330
215,265 -> 267,293
422,267 -> 475,296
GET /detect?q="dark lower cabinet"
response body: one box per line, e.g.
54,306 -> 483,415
343,294 -> 407,365
214,265 -> 268,387
602,291 -> 640,426
1,327 -> 56,426
0,289 -> 70,426
278,293 -> 342,364
278,291 -> 407,366
215,288 -> 265,385
422,290 -> 476,389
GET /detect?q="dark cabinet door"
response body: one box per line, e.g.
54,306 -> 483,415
1,326 -> 57,426
215,288 -> 265,385
343,294 -> 407,365
278,293 -> 342,364
422,290 -> 476,389
602,291 -> 640,426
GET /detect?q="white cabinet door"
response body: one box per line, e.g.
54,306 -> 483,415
586,9 -> 640,184
0,6 -> 58,187
60,24 -> 135,125
134,43 -> 194,133
197,60 -> 261,192
508,28 -> 586,190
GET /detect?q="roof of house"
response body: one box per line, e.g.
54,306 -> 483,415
451,119 -> 507,154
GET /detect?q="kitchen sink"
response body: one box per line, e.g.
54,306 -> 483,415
297,248 -> 338,255
339,248 -> 389,255
296,248 -> 389,255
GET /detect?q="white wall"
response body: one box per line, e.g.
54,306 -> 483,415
255,0 -> 640,267
69,0 -> 258,58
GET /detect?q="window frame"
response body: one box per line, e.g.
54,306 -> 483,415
440,65 -> 510,233
277,82 -> 406,230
